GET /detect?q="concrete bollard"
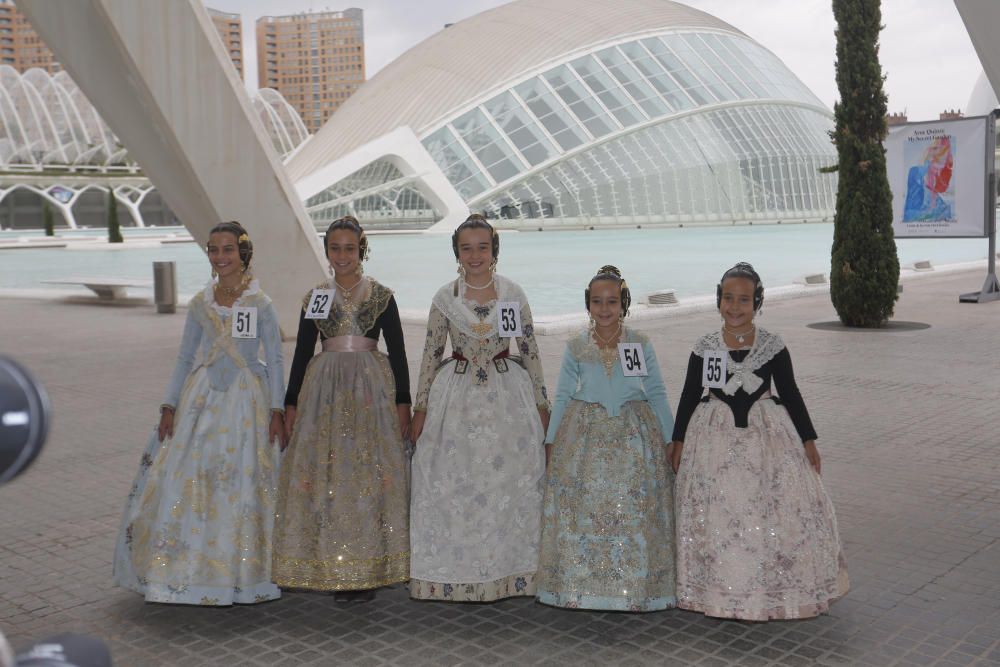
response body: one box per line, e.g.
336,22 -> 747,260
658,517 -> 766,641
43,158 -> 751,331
153,261 -> 177,314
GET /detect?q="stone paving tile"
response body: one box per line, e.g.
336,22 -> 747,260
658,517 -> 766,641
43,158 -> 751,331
1,269 -> 999,665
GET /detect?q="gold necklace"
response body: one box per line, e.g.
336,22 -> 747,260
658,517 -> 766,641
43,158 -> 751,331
215,281 -> 243,297
592,324 -> 621,376
334,276 -> 363,298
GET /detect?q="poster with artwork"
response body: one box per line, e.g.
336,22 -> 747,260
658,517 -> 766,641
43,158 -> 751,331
886,115 -> 992,238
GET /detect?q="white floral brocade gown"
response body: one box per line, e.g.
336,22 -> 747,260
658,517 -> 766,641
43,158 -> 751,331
409,275 -> 548,602
672,328 -> 849,620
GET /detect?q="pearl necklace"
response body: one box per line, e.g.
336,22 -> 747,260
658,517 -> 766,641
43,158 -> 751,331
463,276 -> 495,290
723,324 -> 755,345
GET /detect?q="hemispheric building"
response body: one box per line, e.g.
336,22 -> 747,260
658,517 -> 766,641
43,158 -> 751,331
288,0 -> 839,230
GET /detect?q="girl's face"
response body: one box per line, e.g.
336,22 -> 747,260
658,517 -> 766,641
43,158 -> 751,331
326,228 -> 361,279
207,231 -> 241,281
719,276 -> 756,329
456,227 -> 493,281
588,279 -> 622,329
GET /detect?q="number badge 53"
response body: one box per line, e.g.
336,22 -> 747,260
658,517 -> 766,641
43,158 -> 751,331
231,306 -> 258,339
702,350 -> 728,389
617,342 -> 647,377
496,301 -> 523,338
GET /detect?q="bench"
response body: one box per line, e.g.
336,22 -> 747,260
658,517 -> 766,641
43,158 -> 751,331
42,278 -> 152,300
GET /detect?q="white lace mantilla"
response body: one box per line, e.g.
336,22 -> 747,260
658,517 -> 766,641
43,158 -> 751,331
692,327 -> 785,396
431,273 -> 527,341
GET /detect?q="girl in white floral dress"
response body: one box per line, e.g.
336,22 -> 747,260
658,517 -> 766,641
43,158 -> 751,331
408,214 -> 549,602
671,262 -> 848,620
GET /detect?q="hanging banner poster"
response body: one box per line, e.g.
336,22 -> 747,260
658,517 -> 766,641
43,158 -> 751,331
885,115 -> 991,238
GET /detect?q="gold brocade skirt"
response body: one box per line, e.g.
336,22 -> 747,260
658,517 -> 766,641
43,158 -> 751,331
272,349 -> 410,591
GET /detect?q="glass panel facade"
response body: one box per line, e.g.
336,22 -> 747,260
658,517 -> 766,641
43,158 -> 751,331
407,30 -> 838,226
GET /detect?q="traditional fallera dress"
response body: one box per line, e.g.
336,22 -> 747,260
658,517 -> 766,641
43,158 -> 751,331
113,280 -> 284,605
672,327 -> 849,620
410,274 -> 548,601
538,327 -> 676,612
271,276 -> 410,591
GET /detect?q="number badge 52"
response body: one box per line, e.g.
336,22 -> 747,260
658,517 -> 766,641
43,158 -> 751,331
231,306 -> 258,339
702,349 -> 728,388
305,289 -> 334,320
497,301 -> 522,338
617,342 -> 647,377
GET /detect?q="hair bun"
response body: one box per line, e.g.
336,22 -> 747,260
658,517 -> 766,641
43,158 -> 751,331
596,264 -> 622,278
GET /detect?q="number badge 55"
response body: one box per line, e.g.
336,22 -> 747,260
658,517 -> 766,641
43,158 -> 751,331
231,306 -> 258,339
702,350 -> 728,389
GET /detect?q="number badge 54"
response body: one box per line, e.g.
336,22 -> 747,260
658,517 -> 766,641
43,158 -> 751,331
617,342 -> 647,377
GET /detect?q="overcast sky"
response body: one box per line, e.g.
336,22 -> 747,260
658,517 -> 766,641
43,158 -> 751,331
208,0 -> 985,122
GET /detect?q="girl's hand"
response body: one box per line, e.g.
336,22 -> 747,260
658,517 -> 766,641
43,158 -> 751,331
284,405 -> 296,441
670,440 -> 683,473
410,410 -> 426,444
157,408 -> 174,442
803,440 -> 821,474
270,412 -> 287,451
397,404 -> 412,441
538,408 -> 550,434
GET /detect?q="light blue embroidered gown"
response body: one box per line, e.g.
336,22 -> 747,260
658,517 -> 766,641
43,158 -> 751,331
538,326 -> 676,612
113,280 -> 284,605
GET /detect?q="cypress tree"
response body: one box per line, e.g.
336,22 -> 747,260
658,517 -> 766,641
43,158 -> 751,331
107,186 -> 123,243
830,0 -> 899,327
43,201 -> 54,236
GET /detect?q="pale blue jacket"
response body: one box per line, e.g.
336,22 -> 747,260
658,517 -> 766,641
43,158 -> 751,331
163,283 -> 285,411
545,327 -> 674,443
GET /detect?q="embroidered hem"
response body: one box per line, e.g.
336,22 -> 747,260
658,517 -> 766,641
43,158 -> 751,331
410,573 -> 536,602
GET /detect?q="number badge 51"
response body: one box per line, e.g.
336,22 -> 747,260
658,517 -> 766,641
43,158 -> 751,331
702,350 -> 728,388
231,306 -> 258,339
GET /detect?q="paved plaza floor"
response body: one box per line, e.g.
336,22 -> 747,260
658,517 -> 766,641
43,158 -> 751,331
1,268 -> 999,666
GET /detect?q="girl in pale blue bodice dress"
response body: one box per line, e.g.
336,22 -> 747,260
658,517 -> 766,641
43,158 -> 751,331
538,265 -> 676,612
113,222 -> 286,606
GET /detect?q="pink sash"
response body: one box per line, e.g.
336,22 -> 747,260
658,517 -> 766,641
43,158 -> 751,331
322,335 -> 377,352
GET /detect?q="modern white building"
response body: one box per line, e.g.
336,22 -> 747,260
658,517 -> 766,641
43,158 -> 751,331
0,65 -> 309,229
288,0 -> 839,231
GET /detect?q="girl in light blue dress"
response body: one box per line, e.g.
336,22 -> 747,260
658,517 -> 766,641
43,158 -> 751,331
537,265 -> 676,612
113,221 -> 286,606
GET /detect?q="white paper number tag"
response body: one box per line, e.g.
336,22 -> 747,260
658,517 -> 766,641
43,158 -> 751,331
618,342 -> 648,377
702,349 -> 728,388
305,289 -> 334,320
497,301 -> 522,337
231,306 -> 258,339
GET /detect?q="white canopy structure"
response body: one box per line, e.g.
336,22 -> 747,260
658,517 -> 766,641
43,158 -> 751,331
0,65 -> 309,230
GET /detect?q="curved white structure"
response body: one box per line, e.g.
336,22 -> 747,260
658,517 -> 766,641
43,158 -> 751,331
0,65 -> 310,230
0,65 -> 308,171
289,0 -> 838,231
